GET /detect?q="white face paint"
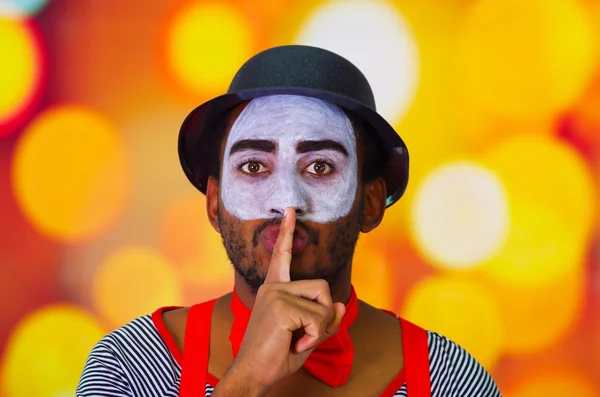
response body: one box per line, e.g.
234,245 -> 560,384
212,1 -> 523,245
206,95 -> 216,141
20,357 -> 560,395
221,95 -> 358,223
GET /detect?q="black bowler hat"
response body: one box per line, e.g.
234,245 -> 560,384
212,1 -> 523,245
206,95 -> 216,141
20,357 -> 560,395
178,44 -> 409,207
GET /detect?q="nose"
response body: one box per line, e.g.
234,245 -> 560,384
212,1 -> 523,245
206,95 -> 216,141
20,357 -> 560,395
267,174 -> 308,217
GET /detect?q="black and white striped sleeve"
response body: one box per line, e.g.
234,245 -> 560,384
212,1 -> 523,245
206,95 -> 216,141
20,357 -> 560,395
76,340 -> 133,397
427,331 -> 502,397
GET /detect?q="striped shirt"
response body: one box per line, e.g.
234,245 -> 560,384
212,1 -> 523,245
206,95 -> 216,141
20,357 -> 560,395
76,313 -> 502,396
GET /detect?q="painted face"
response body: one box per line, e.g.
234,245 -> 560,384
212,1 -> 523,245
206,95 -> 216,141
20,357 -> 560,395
221,95 -> 358,224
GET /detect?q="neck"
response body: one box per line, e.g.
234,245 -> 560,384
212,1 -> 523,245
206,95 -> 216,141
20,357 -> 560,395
233,267 -> 354,310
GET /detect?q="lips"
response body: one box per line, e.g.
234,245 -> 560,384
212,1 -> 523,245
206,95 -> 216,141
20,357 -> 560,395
261,224 -> 309,254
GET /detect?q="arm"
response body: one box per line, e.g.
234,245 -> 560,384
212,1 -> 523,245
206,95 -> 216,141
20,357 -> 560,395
428,332 -> 502,397
210,362 -> 269,397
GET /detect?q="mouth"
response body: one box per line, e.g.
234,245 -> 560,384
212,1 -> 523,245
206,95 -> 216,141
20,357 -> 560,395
261,224 -> 310,254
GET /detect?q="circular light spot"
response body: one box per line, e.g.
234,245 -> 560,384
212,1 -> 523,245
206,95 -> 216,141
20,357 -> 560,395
486,137 -> 596,237
93,246 -> 182,327
163,1 -> 254,100
480,201 -> 586,287
295,0 -> 419,124
160,194 -> 233,284
410,161 -> 509,269
0,0 -> 50,17
481,136 -> 596,286
12,105 -> 130,242
0,304 -> 105,397
402,275 -> 503,370
352,233 -> 395,310
489,267 -> 583,355
459,0 -> 597,119
0,18 -> 44,136
508,370 -> 598,397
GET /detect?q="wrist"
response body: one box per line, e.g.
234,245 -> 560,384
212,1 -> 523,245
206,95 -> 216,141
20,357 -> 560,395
212,361 -> 271,397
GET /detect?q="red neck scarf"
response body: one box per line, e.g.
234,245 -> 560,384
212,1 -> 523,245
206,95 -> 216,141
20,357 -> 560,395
229,286 -> 358,387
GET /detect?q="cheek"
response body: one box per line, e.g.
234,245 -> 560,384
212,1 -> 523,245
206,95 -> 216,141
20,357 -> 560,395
303,168 -> 358,222
221,165 -> 275,219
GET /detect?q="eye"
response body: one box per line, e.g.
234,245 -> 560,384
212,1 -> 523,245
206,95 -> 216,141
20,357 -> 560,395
240,161 -> 269,174
305,161 -> 333,175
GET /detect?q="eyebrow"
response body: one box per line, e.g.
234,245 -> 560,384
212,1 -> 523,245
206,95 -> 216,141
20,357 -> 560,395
229,139 -> 276,155
296,140 -> 348,157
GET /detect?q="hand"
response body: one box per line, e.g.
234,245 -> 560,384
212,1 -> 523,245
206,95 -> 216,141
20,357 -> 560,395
218,207 -> 346,395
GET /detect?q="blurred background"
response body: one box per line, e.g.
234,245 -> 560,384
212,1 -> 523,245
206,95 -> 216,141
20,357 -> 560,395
0,0 -> 599,395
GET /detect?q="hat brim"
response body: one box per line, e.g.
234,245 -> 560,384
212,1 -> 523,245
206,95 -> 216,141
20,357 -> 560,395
178,87 -> 409,207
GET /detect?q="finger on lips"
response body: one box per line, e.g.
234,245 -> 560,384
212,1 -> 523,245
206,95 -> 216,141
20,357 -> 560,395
265,207 -> 296,284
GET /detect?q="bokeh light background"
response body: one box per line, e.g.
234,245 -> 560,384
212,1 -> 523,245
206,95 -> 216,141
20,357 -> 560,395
0,0 -> 599,395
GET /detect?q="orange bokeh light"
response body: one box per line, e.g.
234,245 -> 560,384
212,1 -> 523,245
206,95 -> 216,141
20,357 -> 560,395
352,232 -> 396,310
506,368 -> 599,397
12,105 -> 130,242
93,246 -> 182,327
160,194 -> 234,285
487,268 -> 584,355
458,0 -> 597,120
402,274 -> 504,370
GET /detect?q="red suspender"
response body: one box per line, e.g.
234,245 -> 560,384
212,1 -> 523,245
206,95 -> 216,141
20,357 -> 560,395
179,299 -> 216,397
400,318 -> 432,397
178,302 -> 431,396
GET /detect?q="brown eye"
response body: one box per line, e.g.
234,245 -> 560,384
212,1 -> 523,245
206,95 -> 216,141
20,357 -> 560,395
241,161 -> 268,174
305,161 -> 332,175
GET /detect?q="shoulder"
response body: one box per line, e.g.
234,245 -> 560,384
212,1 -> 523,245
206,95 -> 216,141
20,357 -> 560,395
76,313 -> 180,396
95,314 -> 173,364
426,331 -> 502,397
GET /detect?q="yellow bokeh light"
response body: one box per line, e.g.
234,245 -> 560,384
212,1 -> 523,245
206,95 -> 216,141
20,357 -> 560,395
12,105 -> 130,242
352,233 -> 395,310
508,370 -> 599,397
1,304 -> 105,397
481,201 -> 586,287
0,18 -> 41,124
480,136 -> 595,287
486,135 -> 597,238
93,246 -> 182,327
401,275 -> 503,370
488,267 -> 583,355
410,161 -> 509,269
459,0 -> 597,119
165,1 -> 254,98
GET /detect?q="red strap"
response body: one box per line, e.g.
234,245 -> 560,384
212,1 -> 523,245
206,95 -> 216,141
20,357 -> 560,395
400,318 -> 432,397
179,299 -> 216,397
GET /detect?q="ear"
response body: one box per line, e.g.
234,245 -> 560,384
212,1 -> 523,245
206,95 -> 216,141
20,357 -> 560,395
206,176 -> 221,233
360,177 -> 386,233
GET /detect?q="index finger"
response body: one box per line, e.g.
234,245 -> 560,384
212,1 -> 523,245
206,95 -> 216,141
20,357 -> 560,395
265,207 -> 296,283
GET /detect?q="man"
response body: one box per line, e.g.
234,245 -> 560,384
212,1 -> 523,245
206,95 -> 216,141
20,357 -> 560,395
77,45 -> 501,396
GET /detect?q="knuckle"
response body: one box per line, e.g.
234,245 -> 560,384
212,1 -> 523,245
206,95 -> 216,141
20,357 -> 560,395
315,279 -> 330,294
316,304 -> 330,322
269,294 -> 287,313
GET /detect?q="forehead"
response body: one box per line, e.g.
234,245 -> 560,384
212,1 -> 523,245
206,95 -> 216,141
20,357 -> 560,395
224,95 -> 356,147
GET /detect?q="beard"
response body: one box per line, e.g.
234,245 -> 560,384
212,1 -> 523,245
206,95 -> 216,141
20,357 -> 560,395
217,199 -> 364,295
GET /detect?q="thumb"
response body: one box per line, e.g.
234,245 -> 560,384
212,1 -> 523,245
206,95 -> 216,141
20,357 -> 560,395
325,302 -> 346,336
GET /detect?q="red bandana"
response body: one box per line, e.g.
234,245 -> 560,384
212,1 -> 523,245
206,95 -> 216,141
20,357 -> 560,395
229,286 -> 358,387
